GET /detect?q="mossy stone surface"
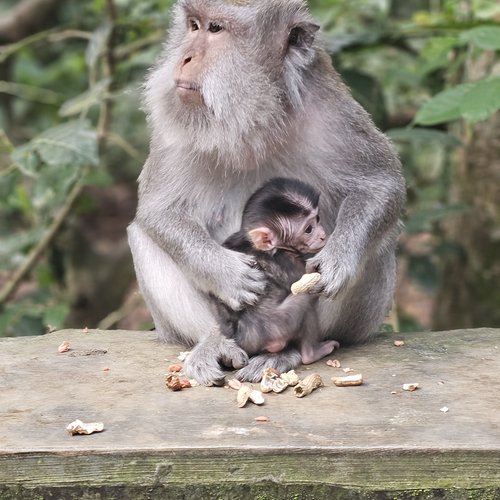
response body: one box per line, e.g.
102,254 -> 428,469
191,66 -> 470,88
1,328 -> 499,498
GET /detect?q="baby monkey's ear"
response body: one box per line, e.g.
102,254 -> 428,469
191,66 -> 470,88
248,227 -> 278,251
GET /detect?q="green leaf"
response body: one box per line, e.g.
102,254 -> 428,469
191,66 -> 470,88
0,228 -> 44,265
43,303 -> 70,330
12,149 -> 39,177
0,130 -> 14,154
460,26 -> 500,50
419,37 -> 462,75
415,77 -> 500,126
399,316 -> 425,333
405,204 -> 469,233
59,78 -> 111,117
0,302 -> 44,337
388,128 -> 461,148
460,77 -> 500,124
408,255 -> 439,293
0,81 -> 59,104
414,83 -> 474,125
36,121 -> 98,167
12,120 -> 99,173
83,168 -> 113,187
31,163 -> 80,213
10,185 -> 33,218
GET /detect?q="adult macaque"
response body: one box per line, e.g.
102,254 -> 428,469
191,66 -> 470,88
128,0 -> 406,384
218,177 -> 339,372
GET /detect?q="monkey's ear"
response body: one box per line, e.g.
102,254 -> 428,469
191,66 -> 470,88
248,227 -> 277,251
288,22 -> 320,49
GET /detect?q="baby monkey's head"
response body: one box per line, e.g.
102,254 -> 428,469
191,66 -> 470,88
243,177 -> 327,255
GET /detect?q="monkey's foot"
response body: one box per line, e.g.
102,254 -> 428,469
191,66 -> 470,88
301,340 -> 340,365
184,336 -> 248,386
235,349 -> 302,383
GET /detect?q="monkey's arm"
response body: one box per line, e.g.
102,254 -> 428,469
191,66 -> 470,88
134,182 -> 265,310
308,180 -> 404,299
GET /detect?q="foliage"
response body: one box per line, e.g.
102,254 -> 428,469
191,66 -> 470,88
0,0 -> 499,335
316,0 -> 499,329
414,25 -> 500,125
0,0 -> 173,335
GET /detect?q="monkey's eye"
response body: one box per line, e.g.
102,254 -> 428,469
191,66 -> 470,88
305,225 -> 312,234
189,19 -> 200,31
208,22 -> 223,33
288,27 -> 303,47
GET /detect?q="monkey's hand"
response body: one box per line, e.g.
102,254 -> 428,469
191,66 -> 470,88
209,249 -> 266,310
184,334 -> 249,386
235,349 -> 302,383
305,252 -> 356,299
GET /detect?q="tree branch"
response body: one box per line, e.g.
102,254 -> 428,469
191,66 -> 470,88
0,176 -> 85,306
97,0 -> 117,149
0,0 -> 63,44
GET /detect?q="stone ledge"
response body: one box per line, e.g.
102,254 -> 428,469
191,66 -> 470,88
1,328 -> 499,499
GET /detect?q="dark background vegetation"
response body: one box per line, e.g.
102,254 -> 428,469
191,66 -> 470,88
1,0 -> 499,337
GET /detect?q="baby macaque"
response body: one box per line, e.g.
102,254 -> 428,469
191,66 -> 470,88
218,177 -> 339,366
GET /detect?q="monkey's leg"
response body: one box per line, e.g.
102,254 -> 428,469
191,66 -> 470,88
235,293 -> 315,355
235,294 -> 320,381
266,294 -> 315,344
297,307 -> 339,364
128,222 -> 215,342
128,222 -> 248,385
247,294 -> 315,354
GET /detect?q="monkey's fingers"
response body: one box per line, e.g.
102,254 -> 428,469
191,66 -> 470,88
315,270 -> 356,299
235,350 -> 302,383
183,359 -> 226,386
184,335 -> 250,385
305,261 -> 320,274
219,338 -> 249,370
222,289 -> 261,311
183,338 -> 228,386
223,272 -> 266,310
243,265 -> 267,296
218,253 -> 267,309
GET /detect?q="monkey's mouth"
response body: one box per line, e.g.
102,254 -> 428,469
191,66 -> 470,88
175,80 -> 199,92
175,80 -> 202,105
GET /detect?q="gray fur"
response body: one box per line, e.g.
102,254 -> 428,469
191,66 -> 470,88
128,0 -> 406,384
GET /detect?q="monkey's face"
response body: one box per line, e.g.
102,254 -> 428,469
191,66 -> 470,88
169,0 -> 320,113
173,14 -> 233,106
290,208 -> 327,254
144,1 -> 322,169
246,209 -> 326,255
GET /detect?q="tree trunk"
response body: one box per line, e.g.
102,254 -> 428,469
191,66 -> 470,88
434,110 -> 500,329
